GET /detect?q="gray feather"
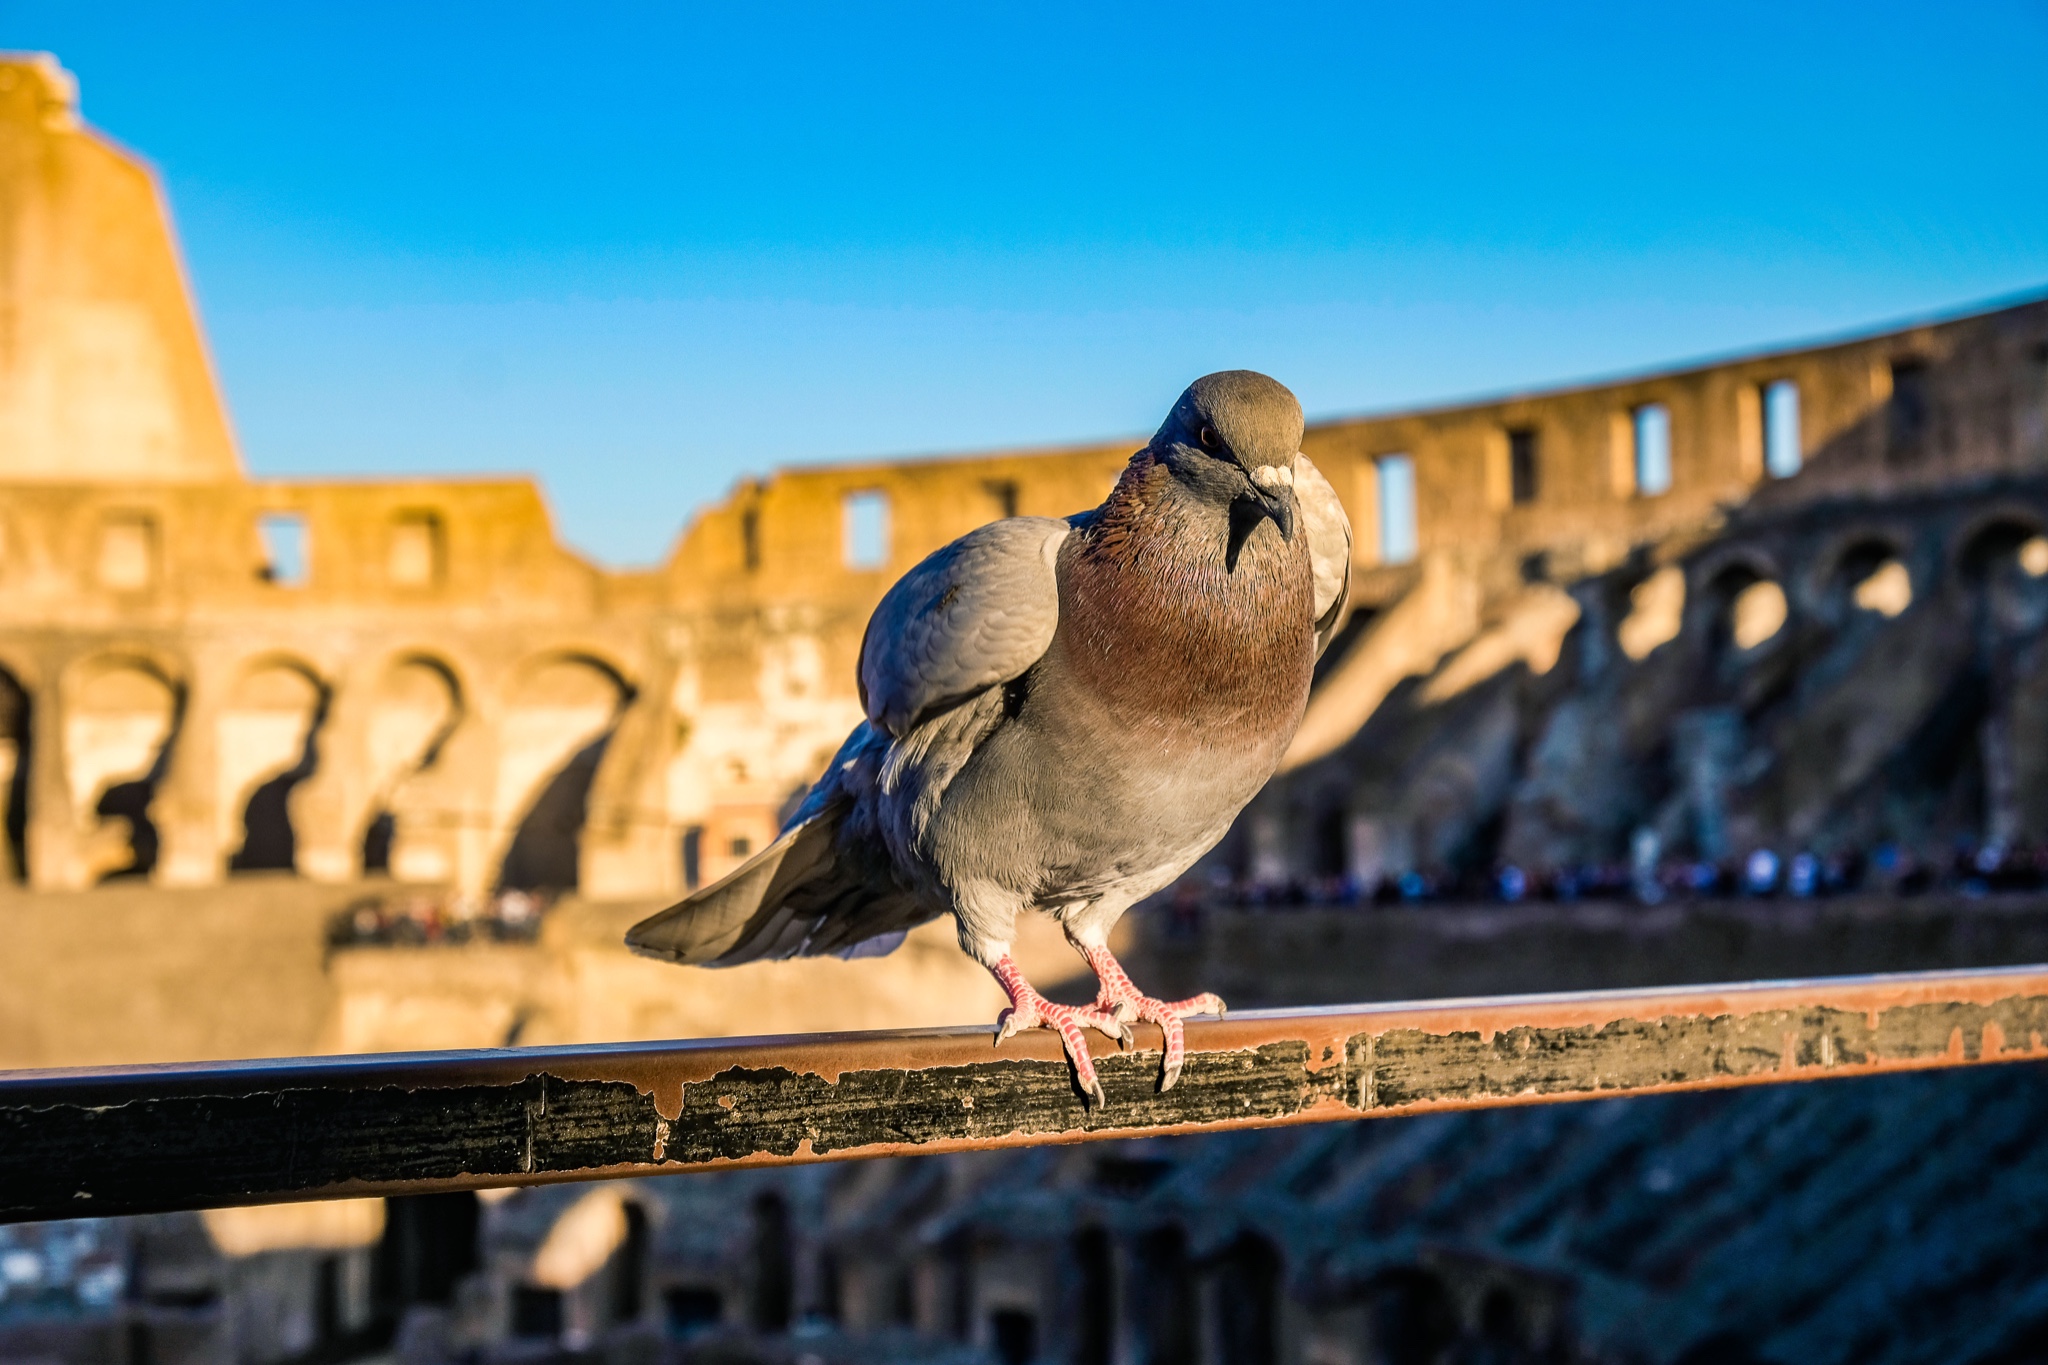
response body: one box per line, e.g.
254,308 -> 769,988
624,726 -> 939,967
858,516 -> 1067,736
1294,453 -> 1353,657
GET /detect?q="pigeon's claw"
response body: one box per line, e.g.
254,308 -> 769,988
987,953 -> 1123,1108
1079,945 -> 1227,1093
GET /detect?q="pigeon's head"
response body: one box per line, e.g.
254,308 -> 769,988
1153,370 -> 1305,540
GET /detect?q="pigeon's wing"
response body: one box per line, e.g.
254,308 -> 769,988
626,724 -> 933,966
1294,453 -> 1353,657
630,518 -> 1067,969
859,516 -> 1070,737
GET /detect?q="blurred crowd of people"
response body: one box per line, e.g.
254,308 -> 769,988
1201,840 -> 2048,911
0,1221 -> 123,1321
325,889 -> 554,948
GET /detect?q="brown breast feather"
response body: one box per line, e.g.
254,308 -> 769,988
1056,455 -> 1315,750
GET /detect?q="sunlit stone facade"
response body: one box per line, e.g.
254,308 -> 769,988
3,51 -> 2044,904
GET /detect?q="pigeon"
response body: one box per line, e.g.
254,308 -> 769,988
627,371 -> 1351,1104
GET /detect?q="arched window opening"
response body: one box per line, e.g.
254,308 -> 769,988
1619,565 -> 1686,662
1852,561 -> 1913,617
224,664 -> 328,874
94,779 -> 161,880
498,732 -> 612,893
1960,518 -> 2045,583
364,656 -> 462,880
1701,564 -> 1787,658
68,659 -> 181,883
1825,539 -> 1913,622
496,656 -> 633,894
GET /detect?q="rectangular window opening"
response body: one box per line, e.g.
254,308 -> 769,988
1889,359 -> 1929,454
1508,428 -> 1540,505
387,512 -> 444,588
97,513 -> 156,591
258,512 -> 309,587
984,480 -> 1020,520
680,826 -> 703,890
1763,380 -> 1802,478
1632,404 -> 1672,496
842,490 -> 891,570
1374,454 -> 1417,565
740,506 -> 761,572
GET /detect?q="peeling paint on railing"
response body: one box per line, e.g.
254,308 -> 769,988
4,965 -> 2046,1224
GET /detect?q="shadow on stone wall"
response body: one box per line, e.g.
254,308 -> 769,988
1237,451 -> 2048,901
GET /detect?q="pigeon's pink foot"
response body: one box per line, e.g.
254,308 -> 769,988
988,954 -> 1128,1107
1078,943 -> 1226,1092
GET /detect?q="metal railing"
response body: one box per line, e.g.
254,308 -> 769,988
6,963 -> 2048,1225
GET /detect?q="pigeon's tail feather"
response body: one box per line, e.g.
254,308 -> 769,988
623,803 -> 931,967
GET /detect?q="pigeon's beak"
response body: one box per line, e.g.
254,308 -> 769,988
1260,486 -> 1296,541
1247,464 -> 1297,542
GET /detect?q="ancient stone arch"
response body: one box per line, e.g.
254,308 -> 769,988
1955,507 -> 2048,581
358,653 -> 465,875
217,656 -> 326,873
61,652 -> 182,883
1691,544 -> 1782,598
493,652 -> 635,893
1810,529 -> 1914,616
1693,555 -> 1788,655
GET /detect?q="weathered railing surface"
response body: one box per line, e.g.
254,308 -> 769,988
6,963 -> 2048,1224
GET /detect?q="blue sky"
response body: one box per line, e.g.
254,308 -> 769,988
9,2 -> 2047,565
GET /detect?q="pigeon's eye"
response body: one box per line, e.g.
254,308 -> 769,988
1198,426 -> 1220,451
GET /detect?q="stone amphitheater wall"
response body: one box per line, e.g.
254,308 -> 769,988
1,53 -> 2044,905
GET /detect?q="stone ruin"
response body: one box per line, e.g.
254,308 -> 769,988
10,46 -> 2048,1365
2,53 -> 2044,913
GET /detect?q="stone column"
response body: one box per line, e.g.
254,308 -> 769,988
24,651 -> 86,890
581,655 -> 682,901
291,663 -> 376,883
388,708 -> 496,895
151,652 -> 224,887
